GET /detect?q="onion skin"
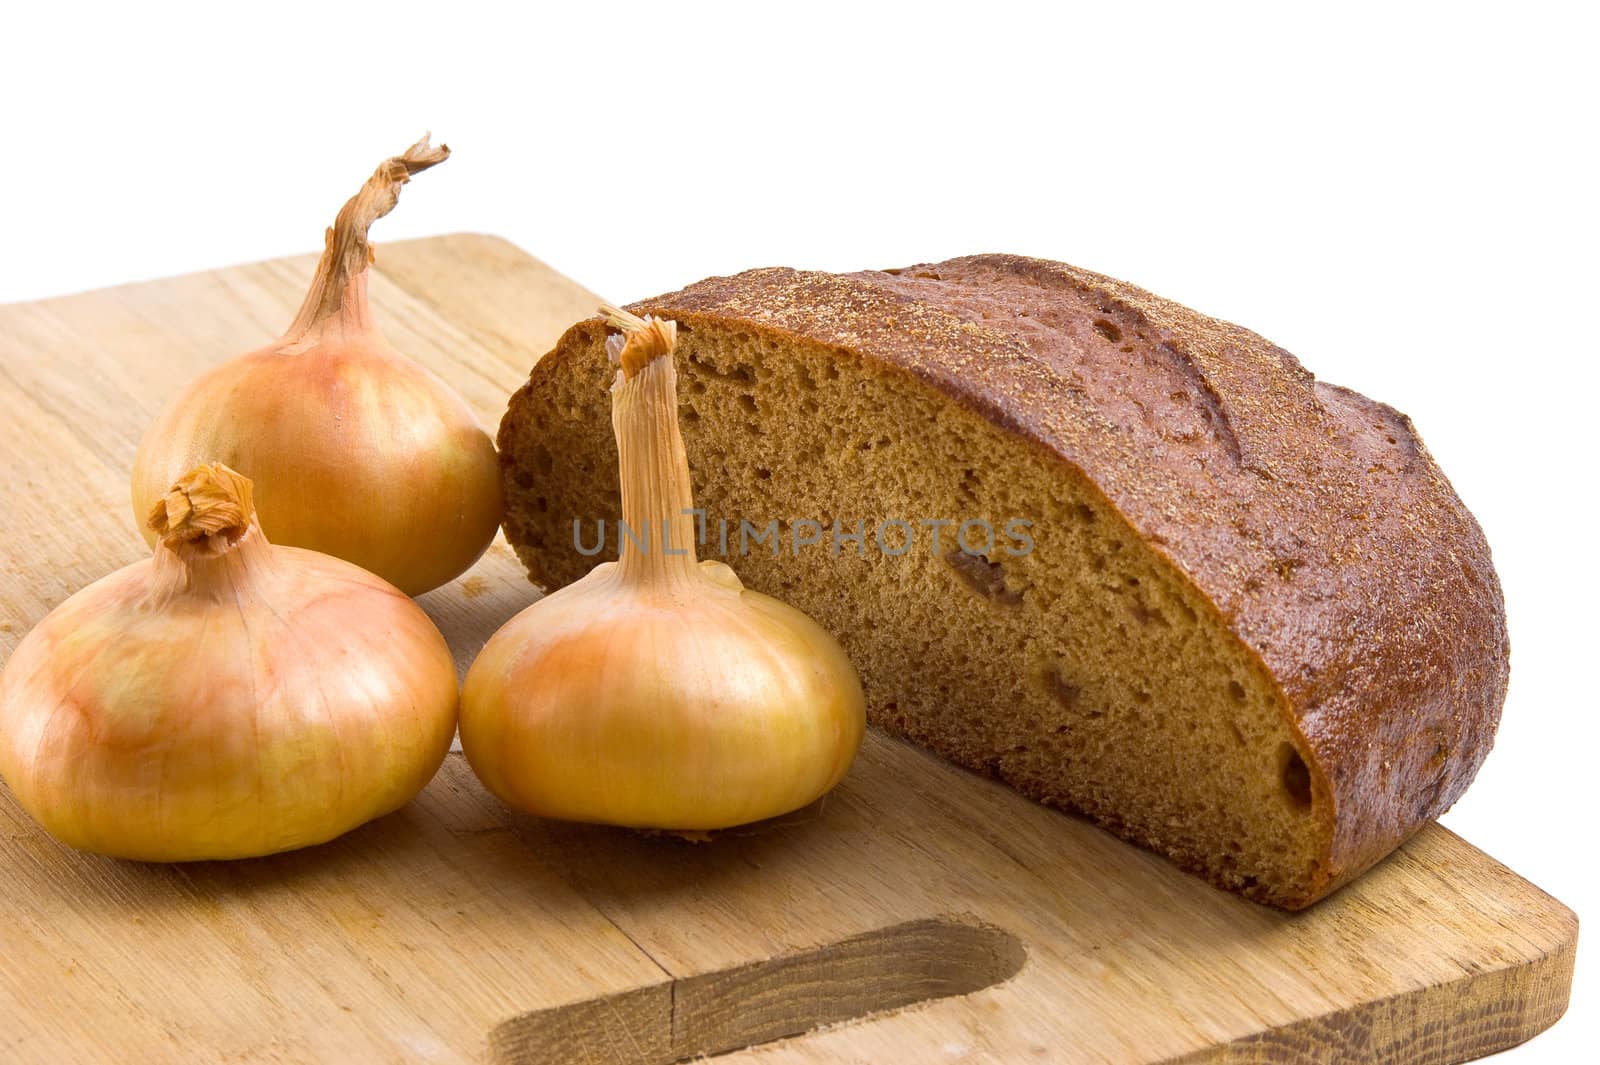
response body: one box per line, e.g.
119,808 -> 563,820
129,136 -> 502,596
461,563 -> 866,829
130,317 -> 502,597
0,467 -> 459,861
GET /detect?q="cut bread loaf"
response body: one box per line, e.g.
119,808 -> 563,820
497,255 -> 1507,909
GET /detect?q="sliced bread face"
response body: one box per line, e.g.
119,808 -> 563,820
498,255 -> 1507,909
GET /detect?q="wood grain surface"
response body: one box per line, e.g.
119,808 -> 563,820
0,236 -> 1578,1063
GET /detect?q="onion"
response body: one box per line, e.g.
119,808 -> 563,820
130,136 -> 502,596
0,464 -> 459,860
460,308 -> 866,830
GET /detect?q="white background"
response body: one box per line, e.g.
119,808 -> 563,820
4,2 -> 1595,1059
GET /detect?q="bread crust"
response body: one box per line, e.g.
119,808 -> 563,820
504,255 -> 1507,906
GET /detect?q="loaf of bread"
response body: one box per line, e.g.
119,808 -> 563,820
497,254 -> 1506,909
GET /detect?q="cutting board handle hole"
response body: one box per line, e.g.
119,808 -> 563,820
489,915 -> 1026,1064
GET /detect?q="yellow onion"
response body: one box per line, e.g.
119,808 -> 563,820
0,464 -> 458,860
460,308 -> 865,830
130,135 -> 501,596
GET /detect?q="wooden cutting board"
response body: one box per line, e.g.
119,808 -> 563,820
0,235 -> 1577,1064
